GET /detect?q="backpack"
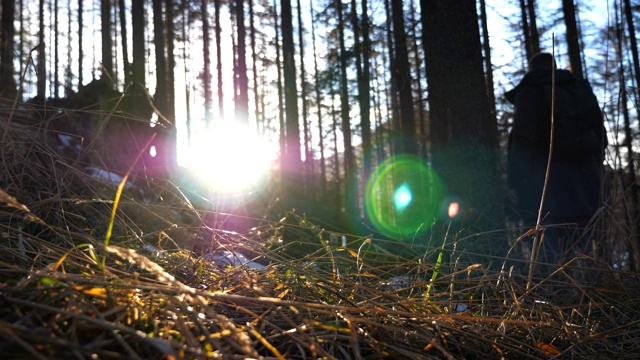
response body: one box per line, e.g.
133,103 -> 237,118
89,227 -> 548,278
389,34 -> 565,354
541,78 -> 605,162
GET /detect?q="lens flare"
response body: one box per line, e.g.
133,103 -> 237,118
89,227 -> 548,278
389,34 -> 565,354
365,155 -> 444,239
448,201 -> 460,218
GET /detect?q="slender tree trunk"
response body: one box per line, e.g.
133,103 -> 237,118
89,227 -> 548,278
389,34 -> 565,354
311,0 -> 327,198
384,0 -> 399,156
202,0 -> 213,126
562,0 -> 584,79
297,0 -> 312,195
37,0 -> 46,98
131,0 -> 146,89
391,0 -> 417,155
249,0 -> 261,129
153,0 -> 168,114
215,0 -> 224,120
616,3 -> 639,271
165,0 -> 176,122
0,0 -> 16,96
182,3 -> 192,146
361,0 -> 372,173
78,0 -> 83,86
118,0 -> 130,85
408,0 -> 427,158
101,0 -> 113,79
281,0 -> 302,186
53,0 -> 59,97
527,0 -> 540,54
519,0 -> 532,61
479,0 -> 497,119
274,0 -> 286,173
336,0 -> 354,192
623,0 -> 640,111
235,0 -> 249,124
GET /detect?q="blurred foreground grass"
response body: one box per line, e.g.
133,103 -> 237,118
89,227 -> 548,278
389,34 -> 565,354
1,104 -> 640,359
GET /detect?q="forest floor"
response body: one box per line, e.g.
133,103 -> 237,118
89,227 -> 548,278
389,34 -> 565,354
2,107 -> 640,359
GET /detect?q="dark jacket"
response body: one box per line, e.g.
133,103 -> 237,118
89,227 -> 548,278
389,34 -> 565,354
505,68 -> 606,224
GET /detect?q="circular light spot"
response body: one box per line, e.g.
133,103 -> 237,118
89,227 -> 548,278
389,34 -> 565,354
448,201 -> 460,218
365,155 -> 444,239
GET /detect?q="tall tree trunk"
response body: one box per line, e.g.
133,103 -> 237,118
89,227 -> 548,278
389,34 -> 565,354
422,0 -> 501,229
131,0 -> 146,89
297,0 -> 312,195
384,0 -> 399,156
360,0 -> 372,175
623,0 -> 640,112
519,0 -> 532,61
37,0 -> 46,98
249,0 -> 261,129
351,0 -> 372,182
336,0 -> 354,196
235,0 -> 249,124
408,0 -> 427,159
526,0 -> 540,54
101,0 -> 113,79
215,0 -> 224,120
616,3 -> 639,271
78,0 -> 83,86
0,0 -> 16,96
165,0 -> 176,122
479,0 -> 497,119
311,0 -> 327,199
391,0 -> 417,155
562,0 -> 584,79
118,0 -> 130,85
274,0 -> 286,174
53,0 -> 59,97
281,0 -> 302,188
153,0 -> 168,115
202,0 -> 213,126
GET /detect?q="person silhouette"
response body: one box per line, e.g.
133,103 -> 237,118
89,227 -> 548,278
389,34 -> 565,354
505,52 -> 607,266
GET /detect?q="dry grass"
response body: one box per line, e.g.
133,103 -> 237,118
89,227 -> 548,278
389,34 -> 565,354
2,102 -> 640,359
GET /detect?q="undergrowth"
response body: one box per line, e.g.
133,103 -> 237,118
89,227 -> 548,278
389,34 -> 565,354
1,99 -> 640,359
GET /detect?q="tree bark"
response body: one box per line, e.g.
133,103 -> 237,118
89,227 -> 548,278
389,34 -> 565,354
562,0 -> 584,79
0,0 -> 16,96
235,0 -> 249,124
422,0 -> 501,229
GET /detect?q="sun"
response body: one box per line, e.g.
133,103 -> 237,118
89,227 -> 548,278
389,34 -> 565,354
187,122 -> 274,193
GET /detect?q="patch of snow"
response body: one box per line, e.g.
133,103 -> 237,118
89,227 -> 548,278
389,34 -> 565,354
205,250 -> 265,269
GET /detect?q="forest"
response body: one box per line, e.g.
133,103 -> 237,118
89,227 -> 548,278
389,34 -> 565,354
1,0 -> 640,358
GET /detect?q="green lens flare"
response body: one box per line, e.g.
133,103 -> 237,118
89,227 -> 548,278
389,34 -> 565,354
365,155 -> 444,239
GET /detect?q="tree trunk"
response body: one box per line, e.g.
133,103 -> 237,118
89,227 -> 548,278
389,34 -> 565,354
118,0 -> 130,85
202,0 -> 213,126
101,0 -> 113,79
249,0 -> 261,129
616,3 -> 639,271
0,0 -> 16,96
526,0 -> 540,54
479,0 -> 497,119
336,0 -> 354,195
562,0 -> 584,79
422,0 -> 501,229
297,0 -> 312,195
281,0 -> 302,188
37,0 -> 46,99
235,0 -> 249,124
623,0 -> 640,112
311,0 -> 327,199
391,0 -> 417,156
131,0 -> 146,89
78,0 -> 83,86
215,0 -> 224,120
153,0 -> 168,115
